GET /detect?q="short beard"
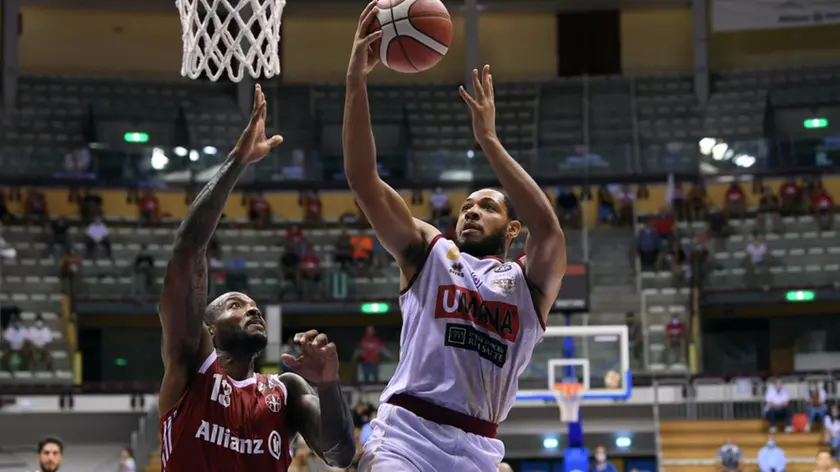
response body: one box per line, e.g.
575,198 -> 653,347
455,228 -> 507,259
217,328 -> 268,358
39,462 -> 59,472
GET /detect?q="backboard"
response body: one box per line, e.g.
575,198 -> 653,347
517,325 -> 632,402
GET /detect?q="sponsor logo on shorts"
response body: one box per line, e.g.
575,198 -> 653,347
434,285 -> 519,341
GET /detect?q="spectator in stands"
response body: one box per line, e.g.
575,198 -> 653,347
225,257 -> 249,293
25,188 -> 48,226
79,188 -> 103,224
626,312 -> 642,366
663,226 -> 689,286
665,314 -> 686,365
757,435 -> 786,472
671,182 -> 686,221
1,313 -> 28,371
812,185 -> 835,232
133,245 -> 155,295
138,189 -> 161,227
280,239 -> 301,297
779,178 -> 803,216
36,436 -> 64,472
592,445 -> 617,472
301,190 -> 323,226
636,223 -> 661,271
744,231 -> 770,287
555,187 -> 581,229
350,233 -> 373,274
299,247 -> 322,298
690,233 -> 712,288
248,190 -> 271,229
756,186 -> 784,234
334,229 -> 354,271
652,208 -> 676,241
724,181 -> 748,220
707,205 -> 732,250
596,185 -> 616,226
686,181 -> 709,222
765,377 -> 793,433
27,314 -> 52,372
119,446 -> 136,472
429,187 -> 451,224
717,439 -> 743,472
808,381 -> 829,431
824,405 -> 840,459
815,449 -> 839,472
84,217 -> 113,260
355,325 -> 392,384
616,184 -> 635,227
47,217 -> 72,259
60,249 -> 82,295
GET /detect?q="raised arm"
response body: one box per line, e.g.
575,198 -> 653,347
281,330 -> 355,468
460,66 -> 566,318
158,84 -> 283,415
343,2 -> 439,283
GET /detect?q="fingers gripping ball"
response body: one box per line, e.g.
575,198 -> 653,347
604,370 -> 622,389
367,0 -> 452,73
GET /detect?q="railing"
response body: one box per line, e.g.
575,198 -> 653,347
652,378 -> 665,472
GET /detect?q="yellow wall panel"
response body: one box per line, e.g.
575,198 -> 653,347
477,13 -> 557,80
620,9 -> 694,75
709,24 -> 840,70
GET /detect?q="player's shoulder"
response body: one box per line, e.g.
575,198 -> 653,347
256,373 -> 288,396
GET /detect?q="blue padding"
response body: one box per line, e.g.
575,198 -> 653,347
563,447 -> 590,472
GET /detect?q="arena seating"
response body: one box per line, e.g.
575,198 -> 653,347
660,419 -> 822,472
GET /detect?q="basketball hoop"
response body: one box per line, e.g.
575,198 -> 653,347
553,382 -> 583,423
176,0 -> 286,82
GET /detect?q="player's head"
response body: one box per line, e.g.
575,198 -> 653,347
205,292 -> 267,357
455,188 -> 520,259
37,436 -> 63,472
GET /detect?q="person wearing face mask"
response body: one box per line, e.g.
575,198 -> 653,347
764,378 -> 792,433
1,314 -> 29,371
591,446 -> 617,472
757,435 -> 786,472
824,405 -> 840,460
27,314 -> 53,372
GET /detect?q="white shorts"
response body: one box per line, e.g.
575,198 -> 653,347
358,403 -> 505,472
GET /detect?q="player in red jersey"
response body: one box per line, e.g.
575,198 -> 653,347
157,84 -> 355,472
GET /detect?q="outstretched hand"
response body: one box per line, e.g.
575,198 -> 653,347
232,84 -> 284,164
459,65 -> 498,144
281,330 -> 339,384
347,0 -> 383,80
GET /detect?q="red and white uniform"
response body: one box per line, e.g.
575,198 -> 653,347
159,351 -> 292,472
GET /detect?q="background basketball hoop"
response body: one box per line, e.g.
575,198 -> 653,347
176,0 -> 286,82
554,382 -> 583,423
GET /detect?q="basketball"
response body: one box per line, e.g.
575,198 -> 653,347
604,370 -> 622,389
367,0 -> 453,73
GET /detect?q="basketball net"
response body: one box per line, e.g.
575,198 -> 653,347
176,0 -> 286,82
554,382 -> 583,423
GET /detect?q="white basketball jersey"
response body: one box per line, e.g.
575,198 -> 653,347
381,235 -> 545,424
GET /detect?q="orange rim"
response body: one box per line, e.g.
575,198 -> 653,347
552,383 -> 584,397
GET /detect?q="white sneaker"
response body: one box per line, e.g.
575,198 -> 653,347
770,426 -> 777,433
785,426 -> 793,433
805,425 -> 812,432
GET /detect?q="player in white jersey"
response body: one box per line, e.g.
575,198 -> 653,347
344,3 -> 567,470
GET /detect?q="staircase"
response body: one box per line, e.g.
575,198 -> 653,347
587,229 -> 640,318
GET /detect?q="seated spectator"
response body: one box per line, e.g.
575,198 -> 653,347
765,378 -> 792,433
756,186 -> 784,234
717,440 -> 744,472
744,232 -> 770,287
555,187 -> 580,228
48,217 -> 72,259
616,185 -> 635,227
636,223 -> 660,271
301,190 -> 323,226
815,449 -> 839,472
85,218 -> 113,260
812,186 -> 835,232
825,405 -> 840,458
663,226 -> 688,285
248,191 -> 271,229
286,224 -> 304,243
779,178 -> 802,216
665,314 -> 686,365
724,181 -> 748,220
707,205 -> 732,250
334,229 -> 354,271
671,182 -> 686,221
1,314 -> 29,371
350,234 -> 373,274
27,314 -> 53,372
299,248 -> 321,298
138,189 -> 161,227
60,250 -> 82,295
280,240 -> 301,296
652,208 -> 676,240
133,245 -> 155,295
757,435 -> 786,472
25,188 -> 48,226
686,181 -> 709,222
808,381 -> 829,432
120,447 -> 136,472
225,257 -> 249,293
79,188 -> 103,224
592,445 -> 617,472
596,185 -> 616,226
429,187 -> 451,224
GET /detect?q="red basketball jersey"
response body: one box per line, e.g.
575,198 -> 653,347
159,350 -> 292,471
